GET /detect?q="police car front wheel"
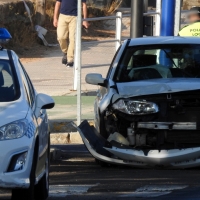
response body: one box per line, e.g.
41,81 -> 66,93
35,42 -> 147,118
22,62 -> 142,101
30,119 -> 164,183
11,145 -> 50,200
11,155 -> 36,200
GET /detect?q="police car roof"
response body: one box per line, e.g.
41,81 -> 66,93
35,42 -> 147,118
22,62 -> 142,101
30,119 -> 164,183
128,36 -> 200,46
0,49 -> 9,60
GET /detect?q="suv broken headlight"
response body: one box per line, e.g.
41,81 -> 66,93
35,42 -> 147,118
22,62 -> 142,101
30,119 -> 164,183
112,100 -> 159,115
0,119 -> 29,140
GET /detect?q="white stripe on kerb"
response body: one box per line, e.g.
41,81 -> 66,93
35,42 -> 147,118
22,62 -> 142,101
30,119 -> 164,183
120,185 -> 188,198
49,184 -> 99,197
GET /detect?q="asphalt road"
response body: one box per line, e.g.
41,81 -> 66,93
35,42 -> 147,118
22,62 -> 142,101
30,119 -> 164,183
1,144 -> 200,200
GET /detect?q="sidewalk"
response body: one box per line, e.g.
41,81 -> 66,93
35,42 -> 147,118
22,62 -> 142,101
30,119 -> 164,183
22,41 -> 116,96
48,96 -> 95,145
21,42 -> 116,143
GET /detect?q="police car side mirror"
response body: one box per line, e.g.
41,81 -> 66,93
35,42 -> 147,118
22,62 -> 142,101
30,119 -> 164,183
35,93 -> 55,118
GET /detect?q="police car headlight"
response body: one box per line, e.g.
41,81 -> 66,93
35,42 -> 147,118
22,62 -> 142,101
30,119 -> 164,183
112,100 -> 159,115
0,119 -> 28,140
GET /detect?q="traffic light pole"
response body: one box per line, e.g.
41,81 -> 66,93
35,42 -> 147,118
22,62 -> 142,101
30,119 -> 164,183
160,0 -> 176,36
160,0 -> 176,66
174,0 -> 182,36
143,0 -> 148,13
130,0 -> 144,38
75,0 -> 82,125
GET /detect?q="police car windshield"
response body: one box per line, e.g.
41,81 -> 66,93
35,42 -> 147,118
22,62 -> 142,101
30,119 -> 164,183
0,59 -> 20,102
115,44 -> 200,82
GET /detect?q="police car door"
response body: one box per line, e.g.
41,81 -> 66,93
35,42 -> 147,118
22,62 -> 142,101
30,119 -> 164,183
19,61 -> 48,176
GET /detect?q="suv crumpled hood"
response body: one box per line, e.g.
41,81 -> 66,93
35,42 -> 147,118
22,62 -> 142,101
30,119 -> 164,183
116,78 -> 200,97
0,100 -> 29,127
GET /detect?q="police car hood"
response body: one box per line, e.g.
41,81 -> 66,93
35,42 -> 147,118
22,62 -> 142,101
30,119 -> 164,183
0,97 -> 29,127
116,78 -> 200,97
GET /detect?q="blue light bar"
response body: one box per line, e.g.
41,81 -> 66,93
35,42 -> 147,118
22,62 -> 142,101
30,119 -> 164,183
0,28 -> 12,43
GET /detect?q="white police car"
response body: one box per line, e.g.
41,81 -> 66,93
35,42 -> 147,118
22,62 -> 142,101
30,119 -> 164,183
0,28 -> 54,200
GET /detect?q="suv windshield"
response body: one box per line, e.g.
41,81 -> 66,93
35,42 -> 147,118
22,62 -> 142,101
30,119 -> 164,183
0,59 -> 20,102
115,44 -> 200,82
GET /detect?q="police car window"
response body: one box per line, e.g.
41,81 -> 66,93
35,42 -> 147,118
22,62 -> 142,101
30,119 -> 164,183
19,60 -> 35,105
22,74 -> 31,106
25,73 -> 35,105
23,83 -> 30,104
18,61 -> 33,107
0,59 -> 19,102
115,44 -> 200,82
2,70 -> 13,87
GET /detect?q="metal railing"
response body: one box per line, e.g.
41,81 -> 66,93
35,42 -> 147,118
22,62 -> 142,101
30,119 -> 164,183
73,10 -> 161,91
82,13 -> 122,51
73,13 -> 123,91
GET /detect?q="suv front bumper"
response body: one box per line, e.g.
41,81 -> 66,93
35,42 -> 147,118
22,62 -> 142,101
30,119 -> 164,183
76,121 -> 200,169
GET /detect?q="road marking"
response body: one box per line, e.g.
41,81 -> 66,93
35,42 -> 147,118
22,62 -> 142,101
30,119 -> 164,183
119,185 -> 188,198
49,184 -> 99,197
137,185 -> 188,192
120,191 -> 171,198
65,158 -> 91,162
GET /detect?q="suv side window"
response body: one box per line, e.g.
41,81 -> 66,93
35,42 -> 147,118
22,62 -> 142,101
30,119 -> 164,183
107,45 -> 121,79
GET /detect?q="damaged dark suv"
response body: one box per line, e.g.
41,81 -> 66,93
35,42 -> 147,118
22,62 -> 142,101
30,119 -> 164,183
78,37 -> 200,168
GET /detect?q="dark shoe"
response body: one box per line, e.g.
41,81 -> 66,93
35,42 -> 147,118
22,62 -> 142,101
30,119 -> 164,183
62,54 -> 67,65
67,62 -> 74,68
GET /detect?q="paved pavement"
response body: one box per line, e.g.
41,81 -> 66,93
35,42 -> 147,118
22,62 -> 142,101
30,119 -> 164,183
31,145 -> 200,200
1,144 -> 200,200
22,42 -> 116,96
21,41 -> 117,123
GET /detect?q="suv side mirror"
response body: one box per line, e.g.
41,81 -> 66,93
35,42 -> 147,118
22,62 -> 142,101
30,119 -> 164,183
85,73 -> 107,87
35,93 -> 55,118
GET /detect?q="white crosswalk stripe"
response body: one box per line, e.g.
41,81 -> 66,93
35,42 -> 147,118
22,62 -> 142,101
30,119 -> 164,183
120,185 -> 188,198
49,184 -> 99,197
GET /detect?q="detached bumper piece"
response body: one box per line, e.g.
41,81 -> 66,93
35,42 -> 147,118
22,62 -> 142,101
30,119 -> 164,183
76,121 -> 200,169
78,120 -> 112,158
77,121 -> 146,167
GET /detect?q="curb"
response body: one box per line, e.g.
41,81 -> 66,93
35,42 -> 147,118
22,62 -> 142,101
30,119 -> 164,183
49,120 -> 82,144
49,120 -> 77,133
50,148 -> 90,161
50,133 -> 83,145
49,119 -> 94,145
49,119 -> 95,133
